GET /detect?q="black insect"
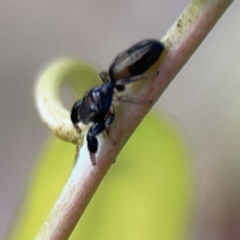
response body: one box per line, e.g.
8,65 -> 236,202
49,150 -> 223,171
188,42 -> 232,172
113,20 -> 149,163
71,39 -> 165,165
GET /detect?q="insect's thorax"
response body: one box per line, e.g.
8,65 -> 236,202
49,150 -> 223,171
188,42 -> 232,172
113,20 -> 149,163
80,83 -> 114,124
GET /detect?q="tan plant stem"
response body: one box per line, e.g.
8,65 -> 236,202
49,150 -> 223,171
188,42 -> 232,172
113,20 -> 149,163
35,0 -> 233,239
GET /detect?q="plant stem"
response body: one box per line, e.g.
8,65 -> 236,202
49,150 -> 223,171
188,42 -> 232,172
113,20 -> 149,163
35,0 -> 233,239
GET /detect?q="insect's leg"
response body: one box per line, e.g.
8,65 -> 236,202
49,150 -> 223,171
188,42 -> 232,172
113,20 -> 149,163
87,121 -> 105,165
99,71 -> 111,83
114,95 -> 152,104
116,71 -> 159,87
104,105 -> 116,145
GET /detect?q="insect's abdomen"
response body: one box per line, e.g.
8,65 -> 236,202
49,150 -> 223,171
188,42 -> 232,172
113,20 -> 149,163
109,39 -> 165,81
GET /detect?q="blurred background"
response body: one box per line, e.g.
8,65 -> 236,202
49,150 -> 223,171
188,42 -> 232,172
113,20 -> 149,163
1,0 -> 240,239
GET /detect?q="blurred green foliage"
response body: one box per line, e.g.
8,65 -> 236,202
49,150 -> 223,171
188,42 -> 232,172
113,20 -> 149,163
10,112 -> 192,240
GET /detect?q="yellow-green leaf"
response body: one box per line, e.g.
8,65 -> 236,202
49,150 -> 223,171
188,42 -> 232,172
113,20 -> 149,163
10,112 -> 192,240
